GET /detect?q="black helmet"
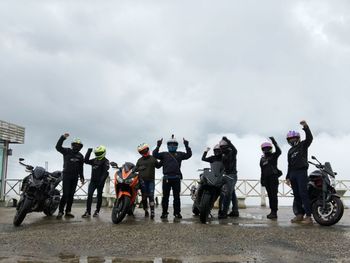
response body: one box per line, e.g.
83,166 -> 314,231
213,144 -> 222,156
219,139 -> 230,153
33,166 -> 46,180
167,134 -> 178,153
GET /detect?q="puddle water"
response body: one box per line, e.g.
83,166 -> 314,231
0,255 -> 258,263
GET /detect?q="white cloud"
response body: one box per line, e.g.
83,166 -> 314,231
1,1 -> 350,202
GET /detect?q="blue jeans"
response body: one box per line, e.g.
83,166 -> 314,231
141,180 -> 155,210
220,173 -> 238,215
290,169 -> 311,216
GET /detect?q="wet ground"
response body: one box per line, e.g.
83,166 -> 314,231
1,204 -> 350,262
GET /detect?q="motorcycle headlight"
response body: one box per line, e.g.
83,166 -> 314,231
117,177 -> 123,183
125,177 -> 134,184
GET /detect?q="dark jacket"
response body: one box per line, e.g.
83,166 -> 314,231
56,135 -> 84,180
202,151 -> 224,177
84,148 -> 109,183
136,155 -> 162,181
153,146 -> 192,179
221,138 -> 238,175
286,126 -> 313,179
260,138 -> 282,184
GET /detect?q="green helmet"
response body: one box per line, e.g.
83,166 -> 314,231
94,145 -> 106,160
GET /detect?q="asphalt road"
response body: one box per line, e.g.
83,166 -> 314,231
1,204 -> 350,263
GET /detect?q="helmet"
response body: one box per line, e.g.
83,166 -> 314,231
286,131 -> 300,146
213,144 -> 222,156
71,138 -> 83,152
94,145 -> 106,160
137,143 -> 150,156
167,134 -> 178,153
219,139 -> 230,153
33,166 -> 46,180
261,142 -> 273,154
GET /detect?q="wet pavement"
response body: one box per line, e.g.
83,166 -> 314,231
1,204 -> 350,262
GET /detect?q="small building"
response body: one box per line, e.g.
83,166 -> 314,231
0,120 -> 25,201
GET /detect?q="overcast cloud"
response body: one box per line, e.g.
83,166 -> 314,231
1,1 -> 350,183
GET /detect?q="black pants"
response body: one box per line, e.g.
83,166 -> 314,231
290,169 -> 311,216
265,176 -> 279,213
86,180 -> 105,214
162,178 -> 181,215
59,174 -> 78,213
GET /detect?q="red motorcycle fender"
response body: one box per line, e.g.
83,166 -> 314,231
118,191 -> 131,199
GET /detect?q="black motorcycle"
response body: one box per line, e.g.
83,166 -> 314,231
297,156 -> 344,226
14,158 -> 62,226
193,167 -> 224,224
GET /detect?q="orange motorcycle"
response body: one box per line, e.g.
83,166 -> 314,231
110,162 -> 143,224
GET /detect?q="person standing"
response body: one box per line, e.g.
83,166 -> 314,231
82,146 -> 109,218
136,143 -> 162,219
286,120 -> 313,225
153,135 -> 192,219
218,136 -> 238,219
260,137 -> 282,219
56,133 -> 84,219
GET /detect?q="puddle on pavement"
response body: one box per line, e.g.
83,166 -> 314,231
0,255 -> 258,263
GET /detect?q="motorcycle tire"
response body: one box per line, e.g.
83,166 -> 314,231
312,196 -> 344,226
112,196 -> 130,224
43,190 -> 61,216
199,192 -> 212,224
13,197 -> 32,227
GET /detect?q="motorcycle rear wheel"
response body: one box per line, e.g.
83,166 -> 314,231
112,196 -> 130,224
13,197 -> 32,227
312,196 -> 344,226
199,192 -> 212,224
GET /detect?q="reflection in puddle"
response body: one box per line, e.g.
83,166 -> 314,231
0,255 -> 257,263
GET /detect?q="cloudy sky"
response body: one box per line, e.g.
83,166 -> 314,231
1,1 -> 350,186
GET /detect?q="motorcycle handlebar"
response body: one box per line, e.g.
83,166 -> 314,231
308,161 -> 323,169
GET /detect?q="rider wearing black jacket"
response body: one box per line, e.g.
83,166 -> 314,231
218,136 -> 239,219
153,135 -> 192,219
136,143 -> 162,219
286,121 -> 313,225
56,133 -> 84,219
82,146 -> 109,218
260,137 -> 282,219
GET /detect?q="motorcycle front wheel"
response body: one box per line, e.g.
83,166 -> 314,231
13,197 -> 32,227
111,196 -> 130,224
312,196 -> 344,226
43,190 -> 61,216
199,192 -> 212,224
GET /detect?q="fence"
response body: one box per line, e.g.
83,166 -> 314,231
4,178 -> 350,206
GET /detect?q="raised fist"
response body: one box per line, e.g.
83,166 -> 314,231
157,138 -> 163,147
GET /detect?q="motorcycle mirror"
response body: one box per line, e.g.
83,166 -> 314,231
311,156 -> 316,160
19,158 -> 25,162
110,162 -> 118,168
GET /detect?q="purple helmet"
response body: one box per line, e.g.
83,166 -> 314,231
286,130 -> 300,139
261,142 -> 272,149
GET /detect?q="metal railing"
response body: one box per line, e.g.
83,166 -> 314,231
4,178 -> 350,203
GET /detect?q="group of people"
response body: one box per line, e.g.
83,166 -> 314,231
55,120 -> 314,225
